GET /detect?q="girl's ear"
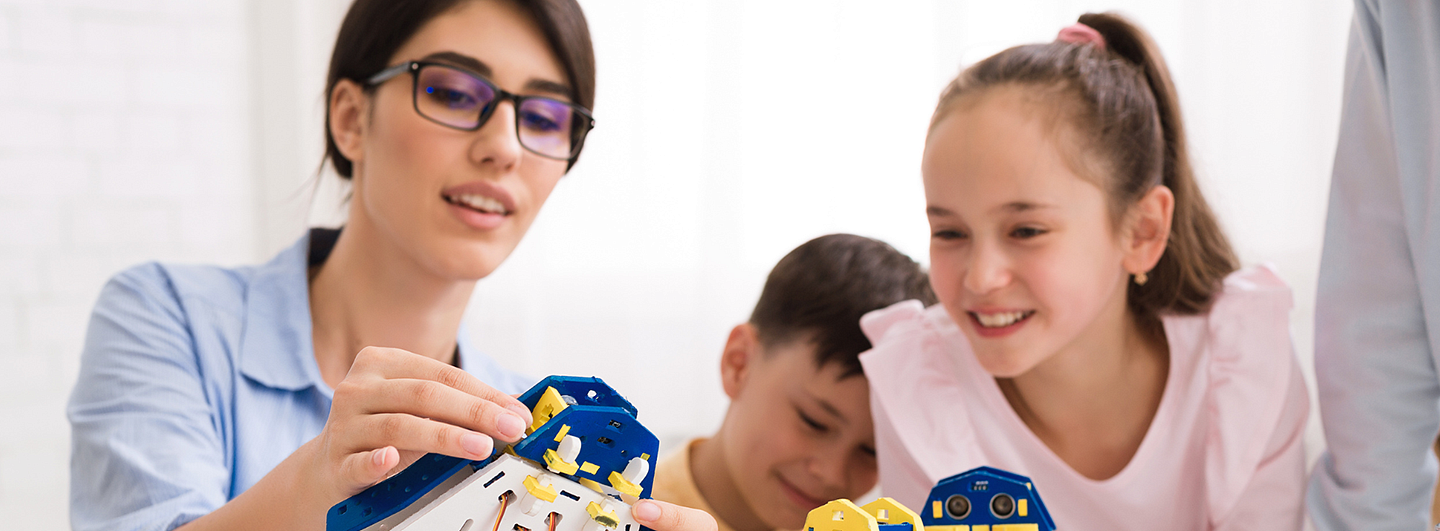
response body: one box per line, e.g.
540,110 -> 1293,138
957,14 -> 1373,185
1123,184 -> 1174,275
719,323 -> 761,400
329,79 -> 369,173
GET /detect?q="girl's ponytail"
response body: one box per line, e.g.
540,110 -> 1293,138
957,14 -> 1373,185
930,12 -> 1237,316
1079,13 -> 1238,315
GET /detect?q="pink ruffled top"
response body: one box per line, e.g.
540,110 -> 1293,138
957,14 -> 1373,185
858,266 -> 1308,531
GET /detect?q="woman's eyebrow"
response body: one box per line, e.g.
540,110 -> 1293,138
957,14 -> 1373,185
420,50 -> 574,100
422,51 -> 491,77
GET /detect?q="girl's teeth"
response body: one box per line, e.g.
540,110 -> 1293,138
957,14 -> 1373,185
975,311 -> 1030,328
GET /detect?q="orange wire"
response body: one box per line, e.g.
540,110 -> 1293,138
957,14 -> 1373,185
548,512 -> 559,531
492,494 -> 511,531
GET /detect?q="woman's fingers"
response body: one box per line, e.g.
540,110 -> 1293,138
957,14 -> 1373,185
337,446 -> 399,491
631,500 -> 718,531
348,378 -> 530,442
350,346 -> 533,425
347,413 -> 498,461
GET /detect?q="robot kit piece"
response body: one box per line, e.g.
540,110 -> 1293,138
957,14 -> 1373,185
328,376 -> 660,531
804,466 -> 1056,531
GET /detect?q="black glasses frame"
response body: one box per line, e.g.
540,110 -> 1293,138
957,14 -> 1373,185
366,60 -> 596,162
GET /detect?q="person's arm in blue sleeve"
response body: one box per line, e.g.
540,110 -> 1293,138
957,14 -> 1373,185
1307,1 -> 1440,529
67,265 -> 231,531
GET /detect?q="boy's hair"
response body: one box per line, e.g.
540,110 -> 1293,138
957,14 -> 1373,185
929,12 -> 1237,316
749,234 -> 937,378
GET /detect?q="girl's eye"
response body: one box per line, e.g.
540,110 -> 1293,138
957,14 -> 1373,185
932,229 -> 968,241
798,411 -> 828,433
1011,226 -> 1047,239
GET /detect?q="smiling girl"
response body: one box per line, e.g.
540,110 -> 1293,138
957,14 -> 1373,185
858,14 -> 1308,530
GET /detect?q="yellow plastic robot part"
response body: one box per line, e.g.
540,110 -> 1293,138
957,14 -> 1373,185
990,525 -> 1038,531
530,387 -> 570,434
578,477 -> 607,494
925,526 -> 969,531
861,498 -> 923,531
932,501 -> 942,519
803,499 -> 879,531
608,470 -> 643,498
579,461 -> 600,474
553,424 -> 572,443
586,501 -> 620,528
543,449 -> 579,475
1017,498 -> 1027,518
523,475 -> 559,503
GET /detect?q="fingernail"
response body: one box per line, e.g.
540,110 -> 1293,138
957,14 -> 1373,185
461,433 -> 492,457
634,500 -> 660,523
507,404 -> 533,422
371,448 -> 388,467
497,413 -> 525,440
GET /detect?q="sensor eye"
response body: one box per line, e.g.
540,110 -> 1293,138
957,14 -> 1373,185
944,494 -> 971,520
990,493 -> 1015,519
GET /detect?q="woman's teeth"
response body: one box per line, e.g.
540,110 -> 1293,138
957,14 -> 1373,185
974,310 -> 1032,328
447,194 -> 509,215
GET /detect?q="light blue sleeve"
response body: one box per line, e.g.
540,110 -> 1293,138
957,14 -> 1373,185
67,265 -> 231,531
1307,1 -> 1440,530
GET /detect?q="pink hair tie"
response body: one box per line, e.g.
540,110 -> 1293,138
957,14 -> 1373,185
1056,22 -> 1106,50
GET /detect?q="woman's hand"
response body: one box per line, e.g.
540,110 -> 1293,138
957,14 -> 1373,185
178,346 -> 534,531
306,346 -> 535,507
632,500 -> 720,531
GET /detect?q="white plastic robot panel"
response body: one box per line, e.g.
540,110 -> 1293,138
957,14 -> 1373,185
372,453 -> 641,531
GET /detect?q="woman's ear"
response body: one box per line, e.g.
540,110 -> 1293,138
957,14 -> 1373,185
719,323 -> 761,400
1122,184 -> 1174,275
329,79 -> 369,171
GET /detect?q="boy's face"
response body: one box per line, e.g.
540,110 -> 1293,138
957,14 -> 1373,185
718,325 -> 877,529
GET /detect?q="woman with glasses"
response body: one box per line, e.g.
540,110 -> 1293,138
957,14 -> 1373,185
66,2 -> 716,530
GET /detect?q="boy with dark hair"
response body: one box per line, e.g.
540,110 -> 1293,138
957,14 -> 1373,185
652,234 -> 937,531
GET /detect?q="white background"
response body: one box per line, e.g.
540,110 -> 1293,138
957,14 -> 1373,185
0,0 -> 1352,528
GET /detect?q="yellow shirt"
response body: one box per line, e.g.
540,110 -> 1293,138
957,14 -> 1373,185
651,438 -> 738,531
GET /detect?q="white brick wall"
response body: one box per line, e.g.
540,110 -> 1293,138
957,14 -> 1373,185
0,1 -> 257,528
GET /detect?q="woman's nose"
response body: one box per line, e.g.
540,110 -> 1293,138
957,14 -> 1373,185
470,101 -> 523,170
963,242 -> 1011,295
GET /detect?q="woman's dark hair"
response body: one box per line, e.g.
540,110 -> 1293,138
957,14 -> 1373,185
323,0 -> 595,176
749,234 -> 938,378
928,12 -> 1237,317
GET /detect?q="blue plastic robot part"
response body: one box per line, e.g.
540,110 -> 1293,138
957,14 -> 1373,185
921,466 -> 1055,531
803,466 -> 1056,531
327,376 -> 661,531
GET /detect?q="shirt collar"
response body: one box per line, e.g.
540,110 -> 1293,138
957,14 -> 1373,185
238,228 -> 490,393
238,229 -> 330,392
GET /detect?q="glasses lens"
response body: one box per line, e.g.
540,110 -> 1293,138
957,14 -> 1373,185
415,65 -> 496,129
517,98 -> 581,159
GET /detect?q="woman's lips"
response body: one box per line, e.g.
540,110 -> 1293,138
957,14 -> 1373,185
445,200 -> 507,230
441,180 -> 516,231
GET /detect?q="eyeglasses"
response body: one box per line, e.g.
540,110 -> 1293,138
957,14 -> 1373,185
366,61 -> 595,161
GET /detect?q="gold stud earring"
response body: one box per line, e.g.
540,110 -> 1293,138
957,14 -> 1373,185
1134,271 -> 1149,286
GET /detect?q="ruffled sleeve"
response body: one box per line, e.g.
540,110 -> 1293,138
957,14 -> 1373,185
1202,265 -> 1309,529
860,300 -> 980,508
